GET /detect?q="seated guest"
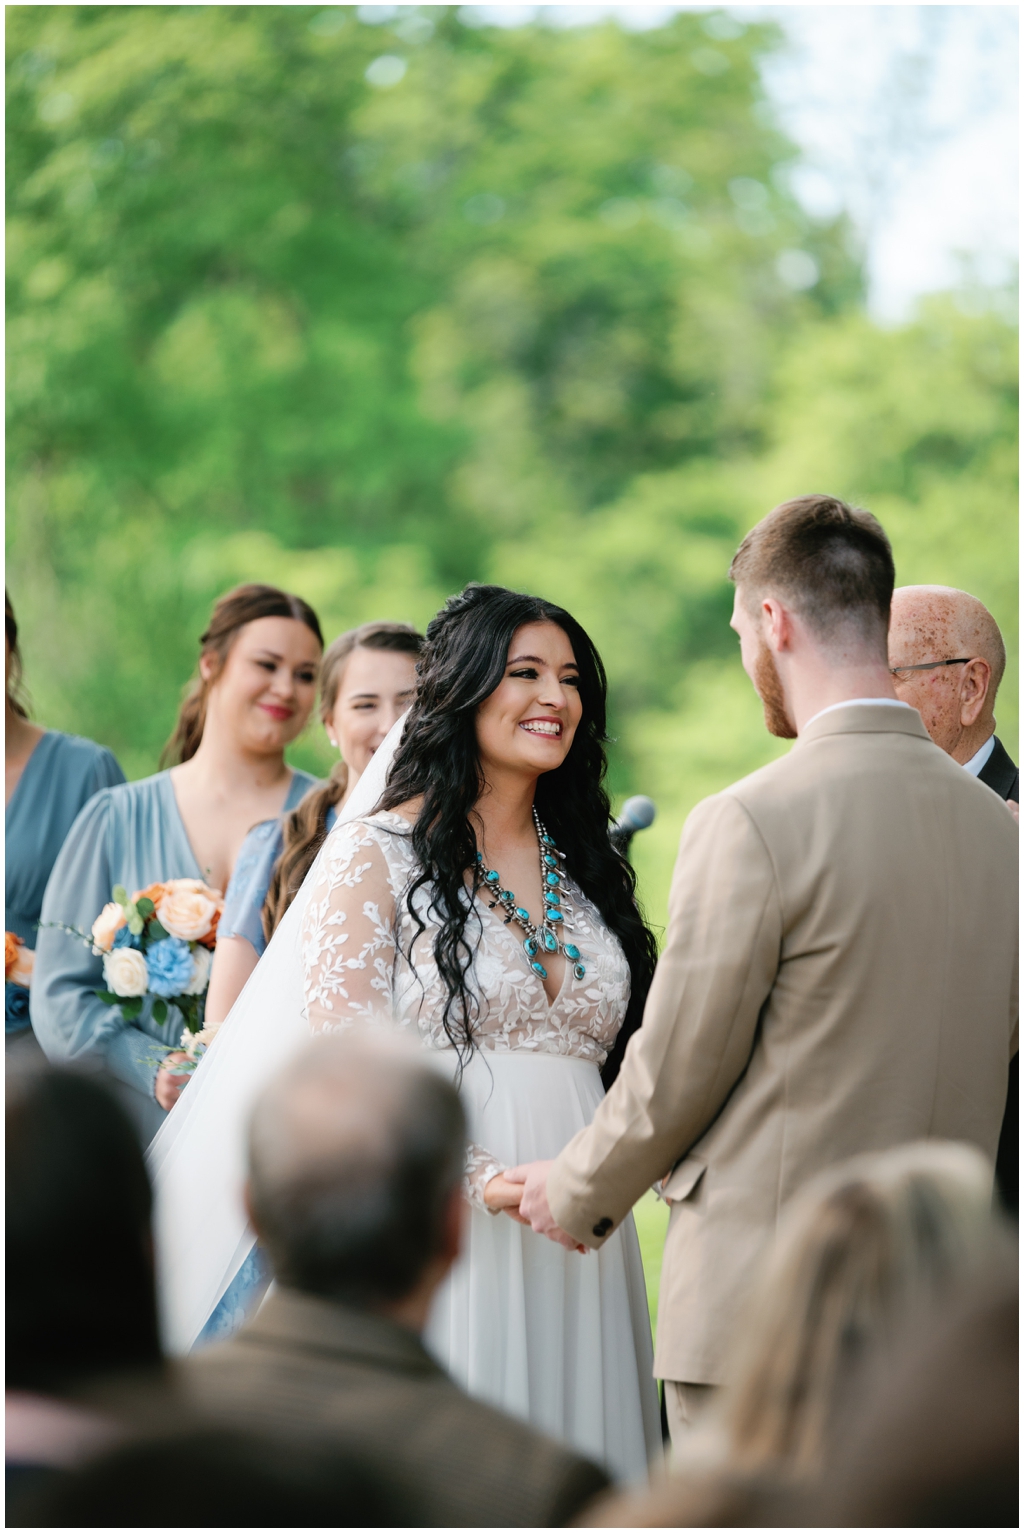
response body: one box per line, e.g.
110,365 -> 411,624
581,1141 -> 1000,1526
5,593 -> 124,1057
809,1247 -> 1018,1529
17,1428 -> 413,1528
182,1032 -> 609,1528
889,584 -> 1018,1216
6,1069 -> 163,1514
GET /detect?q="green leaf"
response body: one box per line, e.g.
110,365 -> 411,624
112,885 -> 128,907
128,916 -> 144,936
147,918 -> 169,941
121,998 -> 143,1018
96,990 -> 120,1005
152,998 -> 167,1025
136,897 -> 155,918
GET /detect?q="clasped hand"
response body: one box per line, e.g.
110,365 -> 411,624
485,1163 -> 588,1254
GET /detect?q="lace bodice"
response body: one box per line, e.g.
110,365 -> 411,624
301,812 -> 631,1206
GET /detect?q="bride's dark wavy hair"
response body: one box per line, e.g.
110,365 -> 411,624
379,584 -> 658,1089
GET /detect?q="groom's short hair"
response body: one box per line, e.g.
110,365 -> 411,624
247,1031 -> 465,1307
729,495 -> 895,655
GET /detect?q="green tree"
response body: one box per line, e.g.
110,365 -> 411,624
6,6 -> 1015,932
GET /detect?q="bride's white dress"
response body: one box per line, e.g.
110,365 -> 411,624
302,812 -> 661,1482
148,717 -> 660,1485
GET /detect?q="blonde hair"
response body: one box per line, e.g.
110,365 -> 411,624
261,621 -> 424,942
720,1141 -> 995,1477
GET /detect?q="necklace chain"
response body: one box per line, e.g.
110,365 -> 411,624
475,809 -> 586,981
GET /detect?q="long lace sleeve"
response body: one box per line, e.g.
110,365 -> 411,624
465,1144 -> 506,1212
301,822 -> 399,1032
300,818 -> 506,1210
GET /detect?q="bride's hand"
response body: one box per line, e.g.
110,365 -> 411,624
483,1172 -> 530,1223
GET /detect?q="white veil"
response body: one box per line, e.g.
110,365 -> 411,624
147,716 -> 406,1355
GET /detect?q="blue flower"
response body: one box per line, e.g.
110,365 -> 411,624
113,924 -> 140,950
5,980 -> 31,1035
145,937 -> 195,999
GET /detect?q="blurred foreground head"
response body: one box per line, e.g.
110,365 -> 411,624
729,495 -> 895,738
247,1031 -> 466,1311
7,1069 -> 162,1394
888,585 -> 1006,759
718,1139 -> 997,1477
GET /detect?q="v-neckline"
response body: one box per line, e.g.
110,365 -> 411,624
477,887 -> 572,1015
162,766 -> 300,891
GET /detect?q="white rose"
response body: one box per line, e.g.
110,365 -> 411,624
181,1024 -> 218,1061
157,879 -> 222,941
184,945 -> 212,996
92,901 -> 127,955
102,947 -> 149,998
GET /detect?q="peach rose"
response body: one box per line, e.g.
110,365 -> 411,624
91,901 -> 128,954
6,932 -> 33,986
131,882 -> 167,911
156,879 -> 223,942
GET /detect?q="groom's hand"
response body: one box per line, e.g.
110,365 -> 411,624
505,1161 -> 588,1254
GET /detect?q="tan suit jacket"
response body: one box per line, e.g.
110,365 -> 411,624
548,704 -> 1018,1385
181,1286 -> 609,1526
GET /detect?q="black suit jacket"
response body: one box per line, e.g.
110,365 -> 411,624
978,735 -> 1019,803
978,737 -> 1019,1216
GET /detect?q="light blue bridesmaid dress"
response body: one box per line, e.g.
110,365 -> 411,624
31,768 -> 318,1144
193,788 -> 337,1348
6,731 -> 125,1046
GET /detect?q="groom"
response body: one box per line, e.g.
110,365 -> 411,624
509,494 -> 1018,1442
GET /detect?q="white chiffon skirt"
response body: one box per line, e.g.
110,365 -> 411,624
425,1050 -> 662,1485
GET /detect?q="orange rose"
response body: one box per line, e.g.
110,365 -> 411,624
6,934 -> 32,987
197,904 -> 221,950
131,882 -> 167,911
6,931 -> 23,979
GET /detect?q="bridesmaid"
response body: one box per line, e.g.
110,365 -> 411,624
32,585 -> 323,1141
5,593 -> 125,1054
205,620 -> 423,1026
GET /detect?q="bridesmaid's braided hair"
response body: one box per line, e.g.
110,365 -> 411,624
379,584 -> 658,1089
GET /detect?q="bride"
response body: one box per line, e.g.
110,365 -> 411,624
150,583 -> 662,1482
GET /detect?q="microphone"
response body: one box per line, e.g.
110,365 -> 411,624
610,796 -> 656,858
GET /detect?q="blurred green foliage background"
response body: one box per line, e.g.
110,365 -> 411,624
7,4 -> 1018,929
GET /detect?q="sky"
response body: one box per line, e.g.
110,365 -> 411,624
414,2 -> 1019,321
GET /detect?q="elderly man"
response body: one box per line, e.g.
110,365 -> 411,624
510,495 -> 1017,1443
182,1032 -> 608,1527
889,584 -> 1018,1215
888,585 -> 1018,803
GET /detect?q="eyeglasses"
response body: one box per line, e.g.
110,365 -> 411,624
889,658 -> 972,680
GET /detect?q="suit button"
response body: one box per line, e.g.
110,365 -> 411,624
592,1217 -> 613,1236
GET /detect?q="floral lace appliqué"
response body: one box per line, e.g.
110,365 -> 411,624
301,812 -> 631,1210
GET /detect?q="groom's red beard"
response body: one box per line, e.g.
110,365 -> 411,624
754,642 -> 797,739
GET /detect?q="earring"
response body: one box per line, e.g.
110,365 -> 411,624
328,737 -> 338,748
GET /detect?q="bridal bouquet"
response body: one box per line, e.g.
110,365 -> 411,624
88,879 -> 223,1064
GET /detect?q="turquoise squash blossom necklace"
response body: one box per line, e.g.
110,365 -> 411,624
476,807 -> 586,982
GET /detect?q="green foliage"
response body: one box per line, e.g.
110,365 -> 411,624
6,6 -> 1017,926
